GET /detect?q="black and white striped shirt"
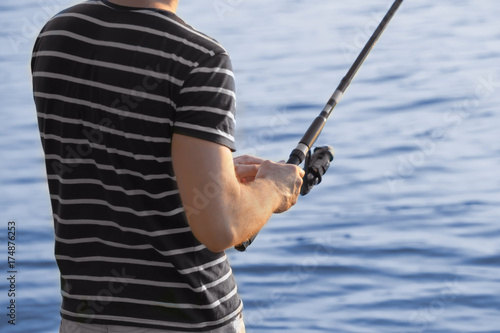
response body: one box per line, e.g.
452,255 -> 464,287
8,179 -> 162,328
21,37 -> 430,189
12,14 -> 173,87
31,0 -> 242,331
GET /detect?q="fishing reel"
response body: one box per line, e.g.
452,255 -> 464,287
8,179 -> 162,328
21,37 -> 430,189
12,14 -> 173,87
301,145 -> 334,196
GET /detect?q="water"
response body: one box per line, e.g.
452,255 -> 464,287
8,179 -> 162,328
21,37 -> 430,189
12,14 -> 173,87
1,0 -> 499,332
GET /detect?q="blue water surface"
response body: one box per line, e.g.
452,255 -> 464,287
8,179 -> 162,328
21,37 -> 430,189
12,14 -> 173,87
1,0 -> 499,332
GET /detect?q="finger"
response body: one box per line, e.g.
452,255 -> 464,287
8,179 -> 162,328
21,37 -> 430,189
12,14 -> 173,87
235,164 -> 260,180
240,176 -> 256,184
234,155 -> 265,165
298,167 -> 305,177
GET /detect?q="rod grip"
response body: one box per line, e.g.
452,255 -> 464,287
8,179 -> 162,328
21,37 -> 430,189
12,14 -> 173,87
287,150 -> 305,166
300,116 -> 327,150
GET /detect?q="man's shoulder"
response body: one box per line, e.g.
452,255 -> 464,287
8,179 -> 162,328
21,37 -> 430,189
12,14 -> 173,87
57,0 -> 228,56
156,12 -> 229,57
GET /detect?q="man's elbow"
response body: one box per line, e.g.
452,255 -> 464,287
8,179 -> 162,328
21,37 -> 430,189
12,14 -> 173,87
190,221 -> 236,253
204,241 -> 232,253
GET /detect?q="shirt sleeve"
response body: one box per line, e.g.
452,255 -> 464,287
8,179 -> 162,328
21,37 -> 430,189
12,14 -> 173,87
174,52 -> 237,151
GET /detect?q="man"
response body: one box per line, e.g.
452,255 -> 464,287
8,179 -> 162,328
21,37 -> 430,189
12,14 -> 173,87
32,0 -> 304,332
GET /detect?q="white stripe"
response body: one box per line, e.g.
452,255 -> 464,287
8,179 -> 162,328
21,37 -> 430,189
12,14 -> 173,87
53,214 -> 188,237
177,106 -> 235,124
180,86 -> 236,100
50,195 -> 183,218
55,12 -> 214,56
32,50 -> 184,86
33,71 -> 176,108
55,235 -> 205,256
44,155 -> 174,181
191,67 -> 234,78
55,255 -> 228,276
61,274 -> 197,290
34,92 -> 174,124
48,175 -> 177,199
60,302 -> 243,329
61,286 -> 237,310
178,255 -> 228,275
38,30 -> 197,67
200,269 -> 233,291
37,112 -> 170,143
61,269 -> 232,293
40,133 -> 171,163
175,122 -> 235,143
56,255 -> 175,269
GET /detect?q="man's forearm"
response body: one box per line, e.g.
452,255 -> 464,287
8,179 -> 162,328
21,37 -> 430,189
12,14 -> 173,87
172,134 -> 302,253
183,170 -> 281,253
224,178 -> 282,249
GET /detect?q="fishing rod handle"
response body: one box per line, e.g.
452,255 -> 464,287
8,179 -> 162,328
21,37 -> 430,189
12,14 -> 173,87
287,114 -> 328,166
287,151 -> 304,166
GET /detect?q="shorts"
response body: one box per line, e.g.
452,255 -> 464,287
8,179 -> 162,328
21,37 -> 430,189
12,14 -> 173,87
59,314 -> 245,333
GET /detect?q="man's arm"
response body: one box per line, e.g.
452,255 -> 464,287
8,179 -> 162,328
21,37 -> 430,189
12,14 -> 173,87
172,134 -> 304,252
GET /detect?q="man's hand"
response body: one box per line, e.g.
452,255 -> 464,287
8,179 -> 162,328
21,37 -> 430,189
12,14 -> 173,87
234,156 -> 304,213
233,155 -> 264,183
173,134 -> 305,252
255,160 -> 304,213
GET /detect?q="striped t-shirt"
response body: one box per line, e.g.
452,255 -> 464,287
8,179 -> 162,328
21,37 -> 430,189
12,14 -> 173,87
31,0 -> 242,331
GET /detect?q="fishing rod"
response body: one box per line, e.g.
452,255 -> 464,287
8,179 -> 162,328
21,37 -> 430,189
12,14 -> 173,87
235,0 -> 404,252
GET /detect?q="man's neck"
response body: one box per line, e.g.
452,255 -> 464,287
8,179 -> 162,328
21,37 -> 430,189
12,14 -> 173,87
106,0 -> 178,13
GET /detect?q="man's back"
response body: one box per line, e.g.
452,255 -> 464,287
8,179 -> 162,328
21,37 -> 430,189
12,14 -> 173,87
32,0 -> 242,330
